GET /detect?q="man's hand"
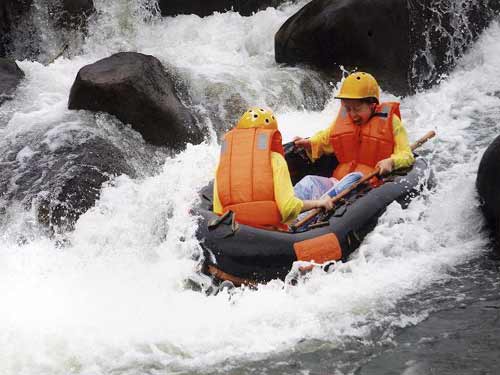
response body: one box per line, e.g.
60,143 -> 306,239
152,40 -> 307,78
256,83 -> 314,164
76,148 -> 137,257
376,158 -> 394,176
293,137 -> 312,152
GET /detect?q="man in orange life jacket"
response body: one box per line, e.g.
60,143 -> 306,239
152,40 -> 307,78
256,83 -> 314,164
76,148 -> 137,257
213,107 -> 333,229
293,72 -> 415,200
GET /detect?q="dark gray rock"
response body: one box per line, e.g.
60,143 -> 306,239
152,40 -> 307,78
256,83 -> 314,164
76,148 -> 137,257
0,135 -> 135,233
35,138 -> 134,232
477,135 -> 500,244
158,0 -> 287,17
68,52 -> 203,148
276,0 -> 409,95
0,58 -> 25,105
48,0 -> 95,30
0,0 -> 33,57
275,0 -> 499,95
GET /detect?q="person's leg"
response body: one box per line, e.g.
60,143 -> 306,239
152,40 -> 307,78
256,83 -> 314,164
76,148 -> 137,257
294,172 -> 364,227
294,175 -> 335,201
322,172 -> 364,198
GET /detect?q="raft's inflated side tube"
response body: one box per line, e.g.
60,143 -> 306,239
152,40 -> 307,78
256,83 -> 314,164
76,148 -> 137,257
195,152 -> 430,284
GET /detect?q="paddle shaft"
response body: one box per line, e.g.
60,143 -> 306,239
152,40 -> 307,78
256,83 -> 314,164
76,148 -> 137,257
292,130 -> 436,229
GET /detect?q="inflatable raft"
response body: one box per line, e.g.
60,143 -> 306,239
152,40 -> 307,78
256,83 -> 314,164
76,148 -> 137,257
195,142 -> 431,285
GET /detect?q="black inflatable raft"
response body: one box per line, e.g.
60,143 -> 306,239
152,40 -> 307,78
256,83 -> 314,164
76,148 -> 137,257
195,143 -> 431,285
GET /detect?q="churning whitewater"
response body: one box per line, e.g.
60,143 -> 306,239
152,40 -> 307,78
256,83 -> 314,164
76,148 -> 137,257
1,0 -> 499,374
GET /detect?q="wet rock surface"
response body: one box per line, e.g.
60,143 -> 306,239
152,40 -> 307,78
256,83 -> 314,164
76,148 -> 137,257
0,0 -> 33,57
408,0 -> 499,90
1,0 -> 94,60
0,58 -> 25,105
158,0 -> 287,17
477,134 -> 500,243
68,52 -> 203,148
48,0 -> 95,30
275,0 -> 498,95
275,0 -> 409,95
0,136 -> 135,233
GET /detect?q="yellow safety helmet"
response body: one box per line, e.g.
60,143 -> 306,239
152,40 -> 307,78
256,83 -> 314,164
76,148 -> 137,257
236,107 -> 278,130
335,72 -> 380,103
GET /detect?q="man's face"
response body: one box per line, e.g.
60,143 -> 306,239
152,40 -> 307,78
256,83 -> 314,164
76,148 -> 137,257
341,99 -> 375,125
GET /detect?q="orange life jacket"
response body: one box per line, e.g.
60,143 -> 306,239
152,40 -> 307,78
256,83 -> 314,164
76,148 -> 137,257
216,127 -> 286,229
329,102 -> 399,180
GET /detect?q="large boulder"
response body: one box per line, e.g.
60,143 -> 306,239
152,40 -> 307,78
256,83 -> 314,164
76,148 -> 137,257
68,52 -> 203,149
0,58 -> 25,105
275,0 -> 499,95
0,136 -> 135,233
477,135 -> 500,243
158,0 -> 287,17
0,0 -> 33,57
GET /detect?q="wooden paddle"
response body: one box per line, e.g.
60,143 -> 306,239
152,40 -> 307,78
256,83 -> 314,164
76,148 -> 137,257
291,130 -> 436,231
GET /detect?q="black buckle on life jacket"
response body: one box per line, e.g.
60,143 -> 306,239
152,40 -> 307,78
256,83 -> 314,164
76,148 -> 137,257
372,112 -> 388,118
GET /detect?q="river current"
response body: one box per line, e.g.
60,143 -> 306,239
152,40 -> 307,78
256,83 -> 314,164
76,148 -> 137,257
1,1 -> 499,374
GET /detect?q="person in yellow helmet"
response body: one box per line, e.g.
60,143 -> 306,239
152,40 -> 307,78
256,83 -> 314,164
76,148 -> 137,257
213,107 -> 333,229
293,72 -> 414,201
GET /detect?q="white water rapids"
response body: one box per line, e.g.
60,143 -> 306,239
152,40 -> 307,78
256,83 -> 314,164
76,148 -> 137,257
1,1 -> 499,374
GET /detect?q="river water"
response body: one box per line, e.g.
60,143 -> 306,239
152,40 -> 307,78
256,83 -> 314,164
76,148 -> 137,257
1,1 -> 499,374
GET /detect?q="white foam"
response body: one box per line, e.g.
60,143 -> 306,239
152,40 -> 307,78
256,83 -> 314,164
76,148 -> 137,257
15,146 -> 36,164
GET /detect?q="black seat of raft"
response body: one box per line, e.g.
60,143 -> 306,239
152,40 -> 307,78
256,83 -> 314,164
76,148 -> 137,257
283,141 -> 338,185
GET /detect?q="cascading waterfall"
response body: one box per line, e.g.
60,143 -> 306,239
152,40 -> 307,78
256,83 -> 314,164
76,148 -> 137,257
409,0 -> 499,89
1,0 -> 499,374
